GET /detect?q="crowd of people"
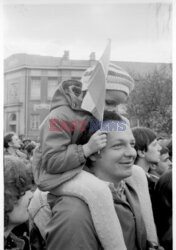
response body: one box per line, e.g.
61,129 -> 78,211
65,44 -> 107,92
4,61 -> 172,250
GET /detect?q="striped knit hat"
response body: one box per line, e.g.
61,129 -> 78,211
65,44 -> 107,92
82,62 -> 134,96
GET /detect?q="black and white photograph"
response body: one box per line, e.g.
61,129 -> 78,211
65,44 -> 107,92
2,0 -> 173,249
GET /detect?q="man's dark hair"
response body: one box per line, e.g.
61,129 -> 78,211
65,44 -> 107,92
132,127 -> 157,163
4,132 -> 15,149
77,110 -> 124,167
132,127 -> 156,152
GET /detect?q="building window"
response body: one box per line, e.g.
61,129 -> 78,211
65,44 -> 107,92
9,125 -> 16,132
8,113 -> 17,133
30,78 -> 41,100
8,82 -> 19,103
30,114 -> 40,130
9,113 -> 17,121
48,79 -> 58,100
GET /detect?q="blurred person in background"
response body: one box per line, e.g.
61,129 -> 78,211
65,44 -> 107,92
24,141 -> 37,162
4,132 -> 27,160
4,156 -> 34,250
149,145 -> 172,179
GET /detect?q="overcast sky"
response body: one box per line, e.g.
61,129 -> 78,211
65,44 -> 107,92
3,2 -> 172,62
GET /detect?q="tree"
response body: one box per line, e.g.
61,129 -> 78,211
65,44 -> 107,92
127,65 -> 172,136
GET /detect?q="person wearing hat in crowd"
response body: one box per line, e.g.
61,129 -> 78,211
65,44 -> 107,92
32,61 -> 149,249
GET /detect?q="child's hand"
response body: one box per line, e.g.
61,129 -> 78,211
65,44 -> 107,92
82,130 -> 107,158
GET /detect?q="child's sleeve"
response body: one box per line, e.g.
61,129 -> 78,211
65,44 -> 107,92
40,113 -> 86,174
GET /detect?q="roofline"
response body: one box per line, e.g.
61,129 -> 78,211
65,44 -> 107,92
4,65 -> 89,74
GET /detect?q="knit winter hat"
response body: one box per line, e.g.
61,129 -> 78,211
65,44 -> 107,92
82,62 -> 134,96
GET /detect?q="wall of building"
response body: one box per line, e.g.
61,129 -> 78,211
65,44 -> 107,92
4,69 -> 26,135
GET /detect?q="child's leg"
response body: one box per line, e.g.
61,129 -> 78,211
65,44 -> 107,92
51,170 -> 126,250
32,145 -> 81,191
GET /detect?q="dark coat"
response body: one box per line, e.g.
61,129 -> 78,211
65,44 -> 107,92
153,170 -> 172,250
5,223 -> 30,250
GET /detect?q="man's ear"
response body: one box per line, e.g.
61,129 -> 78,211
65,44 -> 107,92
137,149 -> 145,158
150,163 -> 157,170
8,141 -> 13,147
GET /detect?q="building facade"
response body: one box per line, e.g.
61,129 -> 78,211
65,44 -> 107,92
4,51 -> 169,140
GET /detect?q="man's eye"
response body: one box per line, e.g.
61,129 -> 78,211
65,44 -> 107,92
130,143 -> 135,148
113,144 -> 122,149
105,100 -> 116,106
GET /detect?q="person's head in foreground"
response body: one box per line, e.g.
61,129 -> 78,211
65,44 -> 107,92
50,62 -> 134,123
132,127 -> 161,173
82,62 -> 135,111
4,156 -> 34,236
78,111 -> 136,186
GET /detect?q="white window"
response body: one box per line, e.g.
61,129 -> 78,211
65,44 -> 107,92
30,114 -> 40,130
30,78 -> 41,100
48,79 -> 58,100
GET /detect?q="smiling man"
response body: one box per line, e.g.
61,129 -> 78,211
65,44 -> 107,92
46,111 -> 162,250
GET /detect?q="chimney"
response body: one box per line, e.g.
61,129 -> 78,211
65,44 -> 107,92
89,52 -> 96,61
63,50 -> 69,60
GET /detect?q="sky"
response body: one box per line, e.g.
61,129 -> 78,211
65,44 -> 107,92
3,2 -> 172,63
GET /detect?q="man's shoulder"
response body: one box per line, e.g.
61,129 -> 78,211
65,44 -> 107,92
54,196 -> 94,224
46,196 -> 101,250
126,165 -> 147,184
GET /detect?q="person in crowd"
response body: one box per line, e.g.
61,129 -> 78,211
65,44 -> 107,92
153,170 -> 172,250
33,63 -> 136,249
4,156 -> 34,250
45,111 -> 163,250
149,145 -> 172,179
24,141 -> 37,162
4,132 -> 27,160
132,127 -> 161,202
